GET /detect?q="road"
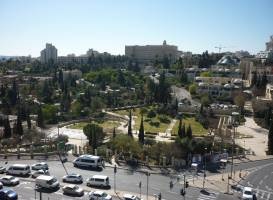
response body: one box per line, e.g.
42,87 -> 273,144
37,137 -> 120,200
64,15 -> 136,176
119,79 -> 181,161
1,158 -> 273,200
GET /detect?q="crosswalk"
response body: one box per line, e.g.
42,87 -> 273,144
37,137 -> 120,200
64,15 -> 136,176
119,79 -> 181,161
232,184 -> 273,200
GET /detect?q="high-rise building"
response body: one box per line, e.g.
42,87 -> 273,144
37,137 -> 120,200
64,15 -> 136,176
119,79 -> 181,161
266,35 -> 273,51
40,43 -> 58,63
125,40 -> 180,63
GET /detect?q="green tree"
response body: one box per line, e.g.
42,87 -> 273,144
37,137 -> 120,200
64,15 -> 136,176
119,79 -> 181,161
138,115 -> 145,144
189,84 -> 197,95
268,122 -> 273,155
182,123 -> 186,138
113,127 -> 116,138
200,71 -> 212,77
201,95 -> 211,107
26,108 -> 31,129
178,119 -> 183,138
83,123 -> 106,154
42,104 -> 58,124
186,124 -> 192,139
15,113 -> 23,137
128,110 -> 132,137
37,106 -> 44,128
3,118 -> 11,138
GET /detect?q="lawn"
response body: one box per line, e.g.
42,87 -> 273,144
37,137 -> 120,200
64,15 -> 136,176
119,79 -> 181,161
68,120 -> 120,132
114,107 -> 171,133
171,117 -> 207,136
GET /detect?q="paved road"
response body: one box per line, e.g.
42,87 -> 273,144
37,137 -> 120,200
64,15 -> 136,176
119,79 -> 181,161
1,158 -> 273,200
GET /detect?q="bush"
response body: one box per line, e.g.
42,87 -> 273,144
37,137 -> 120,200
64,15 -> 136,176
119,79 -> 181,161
147,110 -> 156,118
158,115 -> 171,124
149,121 -> 160,127
189,84 -> 197,95
144,138 -> 156,146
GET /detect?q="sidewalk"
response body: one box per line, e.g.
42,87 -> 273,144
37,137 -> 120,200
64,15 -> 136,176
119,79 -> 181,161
187,170 -> 248,194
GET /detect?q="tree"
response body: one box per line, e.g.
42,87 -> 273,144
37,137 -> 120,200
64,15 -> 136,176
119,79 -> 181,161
268,122 -> 273,155
138,115 -> 145,144
128,110 -> 132,137
26,108 -> 31,129
182,123 -> 186,138
186,124 -> 192,139
113,127 -> 116,138
178,119 -> 183,138
3,118 -> 11,138
37,106 -> 44,128
265,107 -> 272,128
83,123 -> 106,154
189,84 -> 197,95
251,71 -> 257,87
15,113 -> 23,137
234,95 -> 245,115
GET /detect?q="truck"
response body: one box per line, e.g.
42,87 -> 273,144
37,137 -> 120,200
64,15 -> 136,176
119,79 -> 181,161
35,175 -> 59,190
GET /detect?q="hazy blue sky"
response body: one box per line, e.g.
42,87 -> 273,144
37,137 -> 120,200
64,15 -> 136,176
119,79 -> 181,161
0,0 -> 273,57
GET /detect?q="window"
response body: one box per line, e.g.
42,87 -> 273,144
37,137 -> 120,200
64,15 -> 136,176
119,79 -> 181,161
94,178 -> 104,182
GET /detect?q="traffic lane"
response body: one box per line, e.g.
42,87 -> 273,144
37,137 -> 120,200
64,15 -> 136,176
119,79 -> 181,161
8,180 -> 120,200
241,162 -> 273,191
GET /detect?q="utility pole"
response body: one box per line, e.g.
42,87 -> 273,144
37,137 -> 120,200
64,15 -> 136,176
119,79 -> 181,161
202,147 -> 207,189
139,181 -> 142,199
114,165 -> 117,193
146,171 -> 150,200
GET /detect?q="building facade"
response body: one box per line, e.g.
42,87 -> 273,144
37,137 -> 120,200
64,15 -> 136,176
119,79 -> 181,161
266,35 -> 273,51
125,40 -> 180,63
40,43 -> 58,64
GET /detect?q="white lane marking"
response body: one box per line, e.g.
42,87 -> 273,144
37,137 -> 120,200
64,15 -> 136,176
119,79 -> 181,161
266,193 -> 271,200
260,191 -> 265,199
24,186 -> 33,190
259,180 -> 264,185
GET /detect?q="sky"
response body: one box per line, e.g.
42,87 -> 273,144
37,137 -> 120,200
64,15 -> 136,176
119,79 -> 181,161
0,0 -> 273,57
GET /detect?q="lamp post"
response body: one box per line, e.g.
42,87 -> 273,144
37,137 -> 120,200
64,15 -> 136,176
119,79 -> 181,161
230,112 -> 239,179
202,147 -> 207,189
145,171 -> 150,200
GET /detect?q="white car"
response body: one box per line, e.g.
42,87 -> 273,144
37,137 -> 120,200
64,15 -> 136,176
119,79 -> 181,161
0,176 -> 20,186
0,166 -> 6,174
32,169 -> 50,178
89,191 -> 112,200
242,187 -> 253,200
63,173 -> 83,183
62,184 -> 84,196
31,162 -> 48,170
123,194 -> 142,200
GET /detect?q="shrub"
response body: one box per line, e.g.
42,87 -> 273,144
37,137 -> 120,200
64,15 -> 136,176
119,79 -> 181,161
149,121 -> 160,127
147,110 -> 156,118
158,115 -> 171,124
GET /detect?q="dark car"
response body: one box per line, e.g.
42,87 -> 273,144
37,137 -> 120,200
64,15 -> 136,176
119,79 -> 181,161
0,188 -> 18,200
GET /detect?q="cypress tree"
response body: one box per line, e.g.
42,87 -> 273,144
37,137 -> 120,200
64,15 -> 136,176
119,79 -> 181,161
186,124 -> 193,139
3,117 -> 11,138
113,127 -> 116,138
182,123 -> 186,138
138,115 -> 145,144
16,114 -> 23,136
37,106 -> 44,128
268,122 -> 273,155
128,110 -> 132,137
26,108 -> 31,130
178,119 -> 183,138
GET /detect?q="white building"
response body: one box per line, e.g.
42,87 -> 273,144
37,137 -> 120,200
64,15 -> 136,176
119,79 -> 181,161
40,43 -> 58,64
125,40 -> 180,63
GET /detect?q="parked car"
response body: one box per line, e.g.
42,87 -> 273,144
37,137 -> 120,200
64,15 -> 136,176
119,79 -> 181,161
123,194 -> 142,200
89,190 -> 112,200
242,187 -> 253,200
35,175 -> 59,190
7,164 -> 30,176
0,188 -> 18,200
86,175 -> 110,188
31,162 -> 49,170
0,176 -> 20,186
62,184 -> 84,196
0,166 -> 6,174
31,169 -> 50,178
62,173 -> 83,183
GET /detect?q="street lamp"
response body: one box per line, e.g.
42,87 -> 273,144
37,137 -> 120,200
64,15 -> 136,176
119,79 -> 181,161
145,171 -> 150,200
230,112 -> 239,179
202,147 -> 207,189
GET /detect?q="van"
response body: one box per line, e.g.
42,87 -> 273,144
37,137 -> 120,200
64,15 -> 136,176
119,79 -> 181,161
7,164 -> 31,176
35,175 -> 59,190
73,155 -> 103,168
86,175 -> 109,188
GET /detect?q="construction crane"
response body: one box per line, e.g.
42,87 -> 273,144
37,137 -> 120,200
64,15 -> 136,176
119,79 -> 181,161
214,45 -> 227,53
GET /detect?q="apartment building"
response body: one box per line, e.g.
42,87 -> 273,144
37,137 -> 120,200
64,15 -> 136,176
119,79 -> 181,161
40,43 -> 58,64
125,40 -> 180,63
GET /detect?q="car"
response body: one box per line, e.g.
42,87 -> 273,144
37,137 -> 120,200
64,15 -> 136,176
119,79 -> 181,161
0,182 -> 2,189
242,187 -> 253,200
123,194 -> 142,200
89,190 -> 112,200
31,162 -> 49,170
0,176 -> 20,186
62,184 -> 84,196
0,166 -> 6,174
62,173 -> 83,183
31,169 -> 50,178
0,188 -> 18,200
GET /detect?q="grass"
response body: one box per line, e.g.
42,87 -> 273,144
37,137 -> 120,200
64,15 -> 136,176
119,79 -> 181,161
114,107 -> 171,133
171,117 -> 207,136
68,120 -> 120,132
